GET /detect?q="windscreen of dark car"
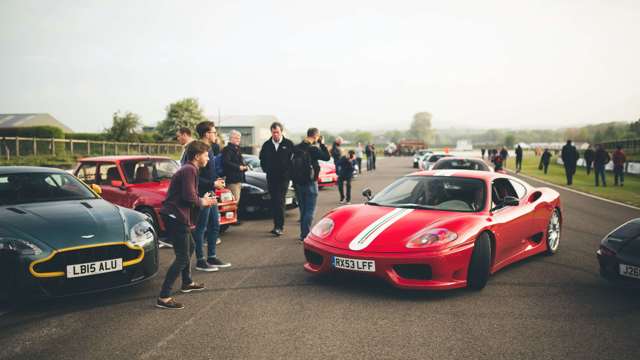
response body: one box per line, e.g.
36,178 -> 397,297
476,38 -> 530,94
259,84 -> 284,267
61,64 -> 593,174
427,154 -> 450,163
368,176 -> 485,212
432,159 -> 490,171
0,172 -> 98,205
121,159 -> 179,184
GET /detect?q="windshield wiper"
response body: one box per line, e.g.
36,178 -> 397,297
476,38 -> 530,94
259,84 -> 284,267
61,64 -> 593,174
392,203 -> 437,210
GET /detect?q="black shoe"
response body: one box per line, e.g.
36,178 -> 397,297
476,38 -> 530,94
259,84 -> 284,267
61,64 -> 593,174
270,228 -> 278,235
181,282 -> 205,293
156,298 -> 184,310
195,260 -> 219,272
274,228 -> 283,236
207,257 -> 231,268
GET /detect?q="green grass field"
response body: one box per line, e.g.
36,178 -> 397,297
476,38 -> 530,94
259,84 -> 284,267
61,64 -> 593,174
504,152 -> 640,208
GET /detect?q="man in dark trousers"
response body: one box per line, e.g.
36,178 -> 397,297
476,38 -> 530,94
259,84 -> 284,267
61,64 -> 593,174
499,147 -> 508,169
222,130 -> 248,203
293,127 -> 330,241
561,140 -> 579,185
331,137 -> 343,165
515,145 -> 523,173
156,140 -> 217,310
594,144 -> 610,187
612,145 -> 626,186
259,121 -> 294,236
365,143 -> 372,171
540,148 -> 552,174
337,149 -> 356,204
371,144 -> 377,170
583,145 -> 594,175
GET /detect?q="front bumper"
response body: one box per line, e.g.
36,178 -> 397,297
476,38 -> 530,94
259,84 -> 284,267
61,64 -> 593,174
303,236 -> 474,290
16,243 -> 159,299
597,249 -> 640,285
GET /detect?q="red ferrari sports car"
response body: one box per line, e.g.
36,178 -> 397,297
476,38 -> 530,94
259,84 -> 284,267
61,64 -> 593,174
73,156 -> 238,235
304,169 -> 562,290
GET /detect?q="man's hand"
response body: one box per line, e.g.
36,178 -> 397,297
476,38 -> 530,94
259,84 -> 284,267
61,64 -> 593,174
202,192 -> 218,207
240,165 -> 248,172
214,178 -> 225,189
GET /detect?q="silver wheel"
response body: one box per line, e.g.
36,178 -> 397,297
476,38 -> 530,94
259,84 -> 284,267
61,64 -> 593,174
546,209 -> 560,254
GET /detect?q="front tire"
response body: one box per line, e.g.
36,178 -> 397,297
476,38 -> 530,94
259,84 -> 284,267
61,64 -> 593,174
545,208 -> 561,255
467,233 -> 492,291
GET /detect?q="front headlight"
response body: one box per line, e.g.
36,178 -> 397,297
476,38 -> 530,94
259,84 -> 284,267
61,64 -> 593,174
406,228 -> 457,248
0,237 -> 43,255
129,221 -> 155,247
311,218 -> 334,238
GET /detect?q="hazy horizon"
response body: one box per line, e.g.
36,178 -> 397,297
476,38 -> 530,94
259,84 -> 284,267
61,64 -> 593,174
1,0 -> 639,134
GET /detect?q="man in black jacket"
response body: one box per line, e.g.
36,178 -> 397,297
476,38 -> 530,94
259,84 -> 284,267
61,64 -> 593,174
222,130 -> 248,203
584,145 -> 594,175
294,127 -> 330,241
561,140 -> 579,185
259,122 -> 295,236
515,145 -> 523,173
594,144 -> 610,187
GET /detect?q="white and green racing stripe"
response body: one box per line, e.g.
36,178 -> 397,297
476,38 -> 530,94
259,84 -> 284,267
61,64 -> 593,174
348,208 -> 414,251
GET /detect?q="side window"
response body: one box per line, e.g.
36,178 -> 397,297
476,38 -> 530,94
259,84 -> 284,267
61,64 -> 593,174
76,163 -> 98,185
509,179 -> 527,199
492,178 -> 518,209
99,163 -> 122,185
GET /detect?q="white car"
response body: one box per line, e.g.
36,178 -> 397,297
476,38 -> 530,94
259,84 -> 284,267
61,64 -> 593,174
412,150 -> 432,168
419,153 -> 453,170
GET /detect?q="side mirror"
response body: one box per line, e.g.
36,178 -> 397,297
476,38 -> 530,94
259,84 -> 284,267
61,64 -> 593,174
362,188 -> 373,200
90,184 -> 102,195
110,180 -> 126,190
502,196 -> 519,207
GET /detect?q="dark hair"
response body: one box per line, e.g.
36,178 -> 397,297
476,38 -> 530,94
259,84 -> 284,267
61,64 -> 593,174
270,121 -> 283,131
348,150 -> 355,157
196,121 -> 215,138
178,127 -> 192,136
185,140 -> 210,161
307,127 -> 319,137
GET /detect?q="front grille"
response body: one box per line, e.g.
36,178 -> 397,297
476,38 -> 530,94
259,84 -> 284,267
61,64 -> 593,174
304,249 -> 324,266
38,265 -> 146,296
394,264 -> 432,280
33,244 -> 141,275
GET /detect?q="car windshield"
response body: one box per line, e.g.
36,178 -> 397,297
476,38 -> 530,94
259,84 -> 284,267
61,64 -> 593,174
427,154 -> 449,162
121,159 -> 179,184
369,176 -> 486,212
433,159 -> 489,171
0,172 -> 98,205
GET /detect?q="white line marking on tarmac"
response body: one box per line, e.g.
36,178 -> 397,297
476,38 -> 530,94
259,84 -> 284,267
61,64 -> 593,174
140,246 -> 287,360
512,171 -> 640,211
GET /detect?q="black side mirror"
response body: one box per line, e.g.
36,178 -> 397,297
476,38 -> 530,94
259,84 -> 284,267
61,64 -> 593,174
502,196 -> 519,207
362,188 -> 373,200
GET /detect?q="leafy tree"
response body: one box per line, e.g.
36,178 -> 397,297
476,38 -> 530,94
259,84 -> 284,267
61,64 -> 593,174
156,98 -> 207,139
339,130 -> 373,145
106,111 -> 141,142
409,112 -> 434,145
504,134 -> 515,148
383,130 -> 407,143
630,118 -> 640,136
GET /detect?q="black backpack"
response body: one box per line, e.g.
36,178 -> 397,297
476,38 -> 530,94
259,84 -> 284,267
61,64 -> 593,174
291,144 -> 314,185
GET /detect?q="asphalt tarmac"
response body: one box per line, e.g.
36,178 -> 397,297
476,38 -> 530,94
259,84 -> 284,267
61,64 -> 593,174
1,157 -> 639,360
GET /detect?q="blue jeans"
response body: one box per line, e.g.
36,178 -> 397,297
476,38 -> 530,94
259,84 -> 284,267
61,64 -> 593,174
295,181 -> 318,239
192,206 -> 220,261
595,165 -> 606,186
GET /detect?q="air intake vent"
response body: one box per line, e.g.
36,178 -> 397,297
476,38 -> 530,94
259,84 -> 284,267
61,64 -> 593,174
7,208 -> 27,214
80,202 -> 93,209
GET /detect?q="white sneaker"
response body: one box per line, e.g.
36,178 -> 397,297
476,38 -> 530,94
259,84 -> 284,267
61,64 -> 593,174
216,238 -> 222,245
158,240 -> 173,249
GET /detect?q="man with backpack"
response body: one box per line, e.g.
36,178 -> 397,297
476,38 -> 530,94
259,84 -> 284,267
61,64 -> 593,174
292,127 -> 330,241
259,122 -> 295,236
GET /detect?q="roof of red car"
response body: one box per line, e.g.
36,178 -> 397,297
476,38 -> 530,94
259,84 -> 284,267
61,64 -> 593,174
79,155 -> 173,162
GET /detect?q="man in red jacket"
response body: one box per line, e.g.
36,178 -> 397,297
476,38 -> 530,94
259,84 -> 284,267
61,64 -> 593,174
612,145 -> 627,187
156,140 -> 218,310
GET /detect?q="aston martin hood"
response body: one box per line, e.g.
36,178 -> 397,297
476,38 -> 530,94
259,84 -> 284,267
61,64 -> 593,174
1,199 -> 126,249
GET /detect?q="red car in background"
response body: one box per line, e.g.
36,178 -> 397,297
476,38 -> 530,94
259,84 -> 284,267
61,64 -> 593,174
318,161 -> 338,188
73,156 -> 238,235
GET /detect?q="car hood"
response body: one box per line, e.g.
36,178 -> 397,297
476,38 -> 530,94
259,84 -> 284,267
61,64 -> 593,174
317,205 -> 475,253
0,199 -> 126,250
245,171 -> 268,189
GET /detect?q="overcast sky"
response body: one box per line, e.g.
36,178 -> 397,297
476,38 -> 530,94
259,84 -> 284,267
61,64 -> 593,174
1,0 -> 639,133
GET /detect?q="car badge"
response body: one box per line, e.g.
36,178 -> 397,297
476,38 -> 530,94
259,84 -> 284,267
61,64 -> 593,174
81,234 -> 95,239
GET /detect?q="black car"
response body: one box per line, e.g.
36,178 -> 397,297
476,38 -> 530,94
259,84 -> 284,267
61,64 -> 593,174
597,218 -> 640,285
239,170 -> 297,216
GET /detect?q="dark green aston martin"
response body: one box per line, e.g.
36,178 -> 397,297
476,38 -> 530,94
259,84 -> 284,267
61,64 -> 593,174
0,166 -> 158,301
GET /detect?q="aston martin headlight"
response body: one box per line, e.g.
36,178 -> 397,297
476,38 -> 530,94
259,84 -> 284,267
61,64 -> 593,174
129,221 -> 155,246
406,228 -> 457,248
311,218 -> 334,238
0,237 -> 43,255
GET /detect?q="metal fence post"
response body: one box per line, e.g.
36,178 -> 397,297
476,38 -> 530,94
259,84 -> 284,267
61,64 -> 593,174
102,142 -> 106,155
51,138 -> 55,155
70,140 -> 74,154
87,141 -> 91,155
33,137 -> 37,156
16,138 -> 19,157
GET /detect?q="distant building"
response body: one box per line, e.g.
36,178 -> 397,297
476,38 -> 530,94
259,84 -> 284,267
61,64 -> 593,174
211,115 -> 277,154
456,139 -> 473,151
0,113 -> 73,133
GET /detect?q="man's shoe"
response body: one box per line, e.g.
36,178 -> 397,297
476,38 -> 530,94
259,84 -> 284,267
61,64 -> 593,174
339,200 -> 345,204
158,240 -> 173,249
195,260 -> 219,272
216,238 -> 222,245
346,202 -> 351,205
207,257 -> 231,268
270,228 -> 278,235
156,298 -> 184,310
274,228 -> 283,236
181,282 -> 206,293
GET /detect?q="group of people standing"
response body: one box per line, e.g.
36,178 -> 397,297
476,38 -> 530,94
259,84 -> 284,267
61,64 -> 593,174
157,121 -> 339,309
560,141 -> 627,187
